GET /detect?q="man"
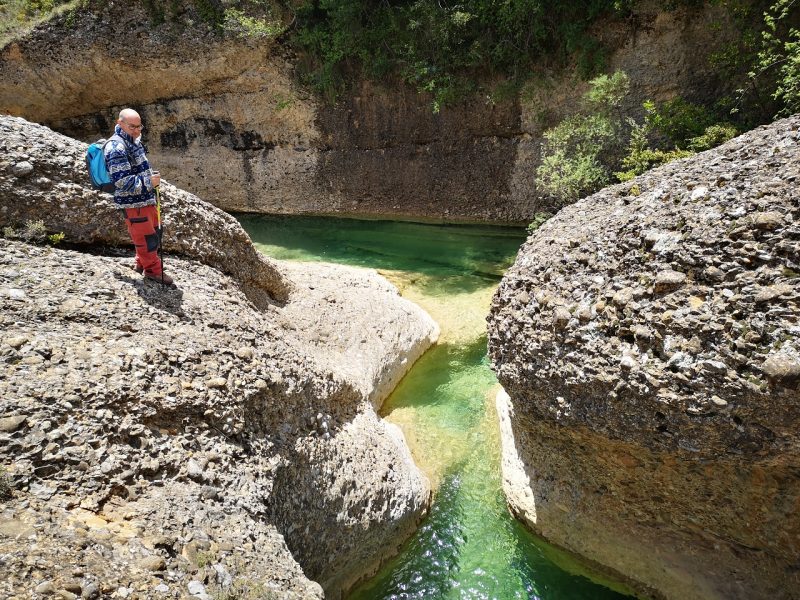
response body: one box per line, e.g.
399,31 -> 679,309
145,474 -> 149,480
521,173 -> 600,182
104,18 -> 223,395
104,108 -> 174,286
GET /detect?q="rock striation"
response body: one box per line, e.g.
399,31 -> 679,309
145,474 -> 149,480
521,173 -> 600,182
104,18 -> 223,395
488,115 -> 800,599
0,116 -> 439,599
0,1 -> 736,223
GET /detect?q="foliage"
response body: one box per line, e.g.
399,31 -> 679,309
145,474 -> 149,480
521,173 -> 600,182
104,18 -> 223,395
710,0 -> 799,123
293,0 -> 629,105
536,71 -> 630,204
21,219 -> 47,242
47,231 -> 66,245
2,220 -> 65,245
538,70 -> 739,200
615,120 -> 693,181
747,0 -> 800,116
686,122 -> 739,151
223,7 -> 284,39
0,0 -> 74,45
526,212 -> 552,234
643,97 -> 715,148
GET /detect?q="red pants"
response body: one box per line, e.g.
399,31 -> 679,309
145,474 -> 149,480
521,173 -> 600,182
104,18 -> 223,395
123,205 -> 162,276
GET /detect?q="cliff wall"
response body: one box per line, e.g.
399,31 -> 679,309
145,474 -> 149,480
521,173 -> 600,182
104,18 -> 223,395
487,115 -> 800,599
0,115 -> 439,599
0,1 -> 735,223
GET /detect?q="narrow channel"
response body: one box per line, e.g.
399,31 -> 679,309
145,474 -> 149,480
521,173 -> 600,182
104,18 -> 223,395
238,215 -> 635,600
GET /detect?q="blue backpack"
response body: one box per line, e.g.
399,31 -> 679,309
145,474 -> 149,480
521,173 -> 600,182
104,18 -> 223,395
85,134 -> 127,193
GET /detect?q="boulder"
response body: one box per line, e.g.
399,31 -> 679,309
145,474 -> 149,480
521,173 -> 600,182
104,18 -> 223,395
488,115 -> 800,599
0,117 -> 438,599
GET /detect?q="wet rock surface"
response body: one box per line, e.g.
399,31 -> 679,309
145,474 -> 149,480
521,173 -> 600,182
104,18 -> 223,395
0,118 -> 438,599
488,115 -> 800,599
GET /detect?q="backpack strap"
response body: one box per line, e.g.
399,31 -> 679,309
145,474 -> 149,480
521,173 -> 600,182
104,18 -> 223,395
103,134 -> 135,166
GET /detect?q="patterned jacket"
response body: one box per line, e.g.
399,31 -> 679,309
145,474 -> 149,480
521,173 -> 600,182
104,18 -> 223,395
103,125 -> 156,209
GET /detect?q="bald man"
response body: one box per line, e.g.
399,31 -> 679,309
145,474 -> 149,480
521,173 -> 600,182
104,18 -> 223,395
104,108 -> 173,286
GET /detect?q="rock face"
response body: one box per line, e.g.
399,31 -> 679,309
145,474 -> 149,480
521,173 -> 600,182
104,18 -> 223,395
0,116 -> 439,599
487,115 -> 800,599
0,1 -> 735,223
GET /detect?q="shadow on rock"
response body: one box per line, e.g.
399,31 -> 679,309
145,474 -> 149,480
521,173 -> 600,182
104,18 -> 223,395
113,271 -> 185,317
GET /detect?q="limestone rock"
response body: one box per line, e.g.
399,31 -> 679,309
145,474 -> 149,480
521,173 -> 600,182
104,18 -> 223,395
0,118 -> 437,600
488,115 -> 800,600
761,349 -> 800,389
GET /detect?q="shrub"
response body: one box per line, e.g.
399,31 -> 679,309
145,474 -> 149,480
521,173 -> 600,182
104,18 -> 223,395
293,0 -> 631,105
23,219 -> 47,241
526,212 -> 553,234
47,231 -> 66,245
687,123 -> 739,151
2,220 -> 65,245
536,71 -> 630,204
643,97 -> 715,148
615,120 -> 693,181
748,0 -> 800,117
223,7 -> 284,39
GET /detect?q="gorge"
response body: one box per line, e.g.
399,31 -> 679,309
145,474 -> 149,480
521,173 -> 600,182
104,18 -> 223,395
1,1 -> 799,599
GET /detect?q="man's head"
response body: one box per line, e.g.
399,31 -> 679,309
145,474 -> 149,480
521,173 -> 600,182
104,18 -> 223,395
117,108 -> 143,138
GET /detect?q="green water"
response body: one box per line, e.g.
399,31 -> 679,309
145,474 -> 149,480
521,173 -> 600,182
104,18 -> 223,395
238,215 -> 634,600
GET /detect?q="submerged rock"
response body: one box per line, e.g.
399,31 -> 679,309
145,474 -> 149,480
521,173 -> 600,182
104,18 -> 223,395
0,117 -> 438,599
488,115 -> 800,600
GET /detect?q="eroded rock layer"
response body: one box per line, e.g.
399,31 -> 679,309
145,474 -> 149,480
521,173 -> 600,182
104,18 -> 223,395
0,115 -> 438,599
488,116 -> 800,599
0,1 -> 735,223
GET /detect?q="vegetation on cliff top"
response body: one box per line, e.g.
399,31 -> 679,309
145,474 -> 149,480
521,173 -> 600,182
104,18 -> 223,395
535,72 -> 741,204
535,0 -> 799,205
2,0 -> 797,121
292,0 -> 629,108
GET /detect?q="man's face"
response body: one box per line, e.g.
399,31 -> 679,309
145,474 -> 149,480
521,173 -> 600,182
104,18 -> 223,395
118,116 -> 143,137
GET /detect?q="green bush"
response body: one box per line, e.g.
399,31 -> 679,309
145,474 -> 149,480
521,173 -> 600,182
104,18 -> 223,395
2,220 -> 65,245
748,0 -> 800,117
615,120 -> 693,181
293,0 -> 630,105
223,8 -> 284,39
526,212 -> 553,234
536,119 -> 615,202
536,71 -> 630,204
687,122 -> 739,151
643,97 -> 715,148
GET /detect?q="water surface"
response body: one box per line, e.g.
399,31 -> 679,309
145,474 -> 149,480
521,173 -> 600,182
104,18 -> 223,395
238,214 -> 634,600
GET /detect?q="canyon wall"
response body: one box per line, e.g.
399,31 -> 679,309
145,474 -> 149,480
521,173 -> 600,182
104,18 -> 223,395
0,1 -> 735,223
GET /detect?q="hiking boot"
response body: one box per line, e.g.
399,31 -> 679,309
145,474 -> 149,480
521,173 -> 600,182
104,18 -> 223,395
144,271 -> 174,286
131,262 -> 144,274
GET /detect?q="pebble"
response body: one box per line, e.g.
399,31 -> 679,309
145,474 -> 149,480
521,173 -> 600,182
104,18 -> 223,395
187,580 -> 208,599
10,161 -> 33,177
0,415 -> 27,432
139,556 -> 167,571
654,270 -> 687,294
35,581 -> 56,594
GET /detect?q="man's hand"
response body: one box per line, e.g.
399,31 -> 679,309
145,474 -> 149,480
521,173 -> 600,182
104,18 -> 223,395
151,172 -> 161,188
